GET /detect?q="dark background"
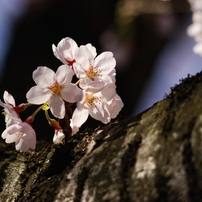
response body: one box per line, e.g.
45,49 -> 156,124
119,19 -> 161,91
0,0 -> 191,140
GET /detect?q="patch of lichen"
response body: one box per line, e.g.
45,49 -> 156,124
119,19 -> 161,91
149,71 -> 202,201
9,127 -> 97,202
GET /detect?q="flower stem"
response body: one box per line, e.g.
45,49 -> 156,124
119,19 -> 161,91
45,110 -> 61,130
75,79 -> 81,85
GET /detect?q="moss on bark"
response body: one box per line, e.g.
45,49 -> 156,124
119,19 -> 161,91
1,72 -> 202,201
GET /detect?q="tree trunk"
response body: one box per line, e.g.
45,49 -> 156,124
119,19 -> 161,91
1,72 -> 202,202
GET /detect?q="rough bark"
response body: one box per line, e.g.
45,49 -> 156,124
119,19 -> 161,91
1,71 -> 202,202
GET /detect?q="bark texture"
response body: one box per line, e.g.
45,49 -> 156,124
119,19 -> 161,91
1,72 -> 202,202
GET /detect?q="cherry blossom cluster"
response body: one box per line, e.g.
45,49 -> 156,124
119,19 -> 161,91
0,37 -> 123,152
187,0 -> 202,55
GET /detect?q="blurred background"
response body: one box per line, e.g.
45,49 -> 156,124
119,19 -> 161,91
0,0 -> 202,140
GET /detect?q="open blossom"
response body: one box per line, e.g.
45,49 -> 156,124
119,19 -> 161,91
73,46 -> 116,88
53,129 -> 65,144
71,82 -> 119,134
0,91 -> 21,127
2,122 -> 36,152
26,65 -> 82,119
52,37 -> 97,68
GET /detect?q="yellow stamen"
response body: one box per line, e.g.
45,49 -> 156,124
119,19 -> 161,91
85,66 -> 100,80
16,131 -> 24,138
47,81 -> 61,96
84,94 -> 97,108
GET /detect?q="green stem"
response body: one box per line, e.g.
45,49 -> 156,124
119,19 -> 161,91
75,79 -> 81,85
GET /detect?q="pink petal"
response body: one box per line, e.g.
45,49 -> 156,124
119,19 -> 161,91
53,130 -> 65,144
94,52 -> 116,74
89,103 -> 111,124
108,95 -> 124,119
33,66 -> 55,88
52,37 -> 78,64
60,84 -> 82,103
49,95 -> 65,119
73,63 -> 87,79
57,37 -> 78,58
99,83 -> 116,101
2,124 -> 18,139
79,80 -> 105,90
72,107 -> 89,128
26,86 -> 50,104
5,134 -> 19,143
4,91 -> 15,106
15,139 -> 30,152
21,123 -> 36,140
56,65 -> 74,85
74,46 -> 92,68
85,43 -> 97,58
25,138 -> 36,150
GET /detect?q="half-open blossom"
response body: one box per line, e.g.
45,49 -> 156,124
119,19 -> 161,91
52,37 -> 97,69
71,82 -> 117,134
52,37 -> 78,67
26,65 -> 82,119
53,129 -> 65,144
73,46 -> 116,88
0,91 -> 21,127
2,122 -> 36,152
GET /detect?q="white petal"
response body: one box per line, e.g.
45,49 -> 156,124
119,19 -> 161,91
74,46 -> 92,68
52,44 -> 61,60
95,52 -> 116,74
2,124 -> 17,139
56,65 -> 74,85
60,84 -> 82,103
70,119 -> 80,135
108,95 -> 124,119
21,123 -> 36,140
5,134 -> 19,143
0,99 -> 7,108
193,42 -> 202,55
57,37 -> 78,58
79,79 -> 105,90
49,95 -> 65,119
73,63 -> 87,79
33,66 -> 55,88
3,91 -> 15,106
53,130 -> 65,144
89,103 -> 111,124
25,138 -> 36,150
99,83 -> 116,101
15,139 -> 30,152
85,43 -> 97,58
72,107 -> 89,128
26,86 -> 50,104
53,37 -> 78,65
98,74 -> 114,84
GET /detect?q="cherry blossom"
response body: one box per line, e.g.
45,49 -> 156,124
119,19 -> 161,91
2,122 -> 36,152
187,1 -> 202,55
71,82 -> 118,134
53,129 -> 65,144
0,91 -> 21,127
52,37 -> 78,67
52,37 -> 97,68
26,65 -> 82,119
73,45 -> 116,88
0,36 -> 124,149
